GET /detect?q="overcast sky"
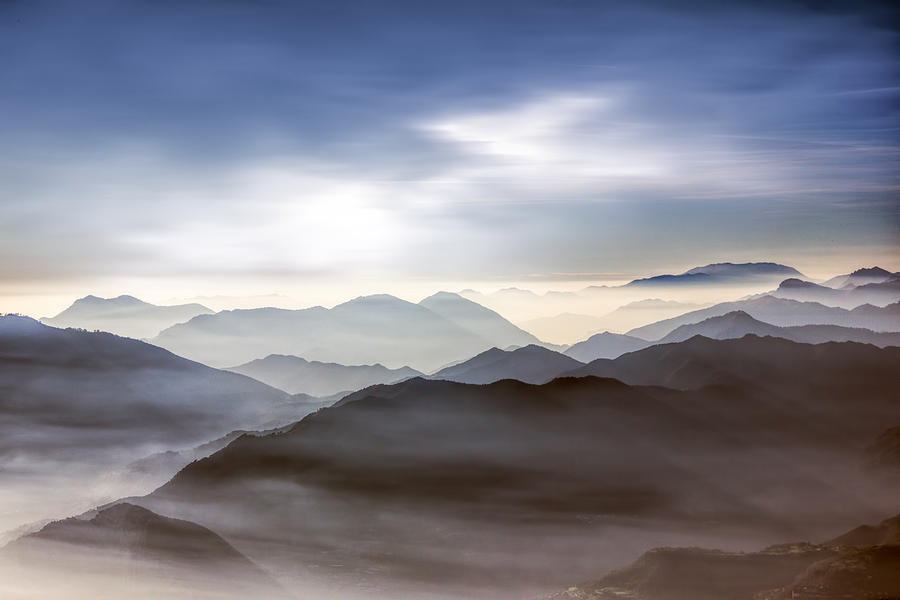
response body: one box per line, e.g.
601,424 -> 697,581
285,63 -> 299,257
1,0 -> 898,313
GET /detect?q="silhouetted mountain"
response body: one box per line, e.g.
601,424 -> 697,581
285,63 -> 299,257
627,296 -> 900,340
564,332 -> 650,362
4,503 -> 285,598
826,512 -> 900,547
431,344 -> 583,384
152,294 -> 507,371
419,291 -> 543,349
42,294 -> 212,339
822,266 -> 898,289
543,513 -> 900,600
771,277 -> 900,308
626,262 -> 803,287
228,353 -> 422,396
122,338 -> 899,597
656,311 -> 900,347
0,314 -> 295,533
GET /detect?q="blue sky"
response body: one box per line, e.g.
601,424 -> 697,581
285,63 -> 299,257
1,0 -> 898,310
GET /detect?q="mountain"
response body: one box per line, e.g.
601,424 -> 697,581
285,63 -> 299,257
543,513 -> 900,600
656,311 -> 900,347
228,354 -> 422,396
565,334 -> 900,400
41,294 -> 213,339
0,314 -> 296,534
431,344 -> 583,384
626,262 -> 804,287
627,296 -> 900,340
771,277 -> 900,308
518,313 -> 608,345
822,266 -> 898,289
3,503 -> 285,599
418,291 -> 543,349
563,332 -> 650,362
117,338 -> 899,597
151,294 -> 509,371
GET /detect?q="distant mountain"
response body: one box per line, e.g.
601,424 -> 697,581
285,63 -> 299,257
42,294 -> 213,339
518,312 -> 608,345
656,310 -> 900,347
564,331 -> 650,362
152,294 -> 506,371
4,503 -> 285,599
543,513 -> 900,600
822,266 -> 898,289
228,354 -> 422,396
627,296 -> 900,340
418,291 -> 543,349
430,344 -> 583,384
626,262 -> 804,287
771,277 -> 900,308
0,314 -> 294,533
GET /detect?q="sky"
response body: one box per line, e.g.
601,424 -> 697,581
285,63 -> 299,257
1,0 -> 899,315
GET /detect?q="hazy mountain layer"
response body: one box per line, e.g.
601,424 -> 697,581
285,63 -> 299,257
419,291 -> 543,348
228,353 -> 422,396
42,294 -> 213,339
822,266 -> 898,289
564,332 -> 650,362
0,314 -> 295,533
152,294 -> 526,371
770,276 -> 900,308
657,310 -> 900,346
627,296 -> 900,340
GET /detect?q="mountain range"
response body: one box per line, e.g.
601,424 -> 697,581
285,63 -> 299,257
228,354 -> 422,396
627,296 -> 900,340
822,266 -> 899,289
625,262 -> 804,287
41,295 -> 212,339
151,292 -> 545,371
656,310 -> 900,347
769,276 -> 900,308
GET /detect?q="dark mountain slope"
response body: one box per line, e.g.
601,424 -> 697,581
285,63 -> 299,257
544,512 -> 900,600
431,345 -> 584,384
228,353 -> 421,396
42,294 -> 212,339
